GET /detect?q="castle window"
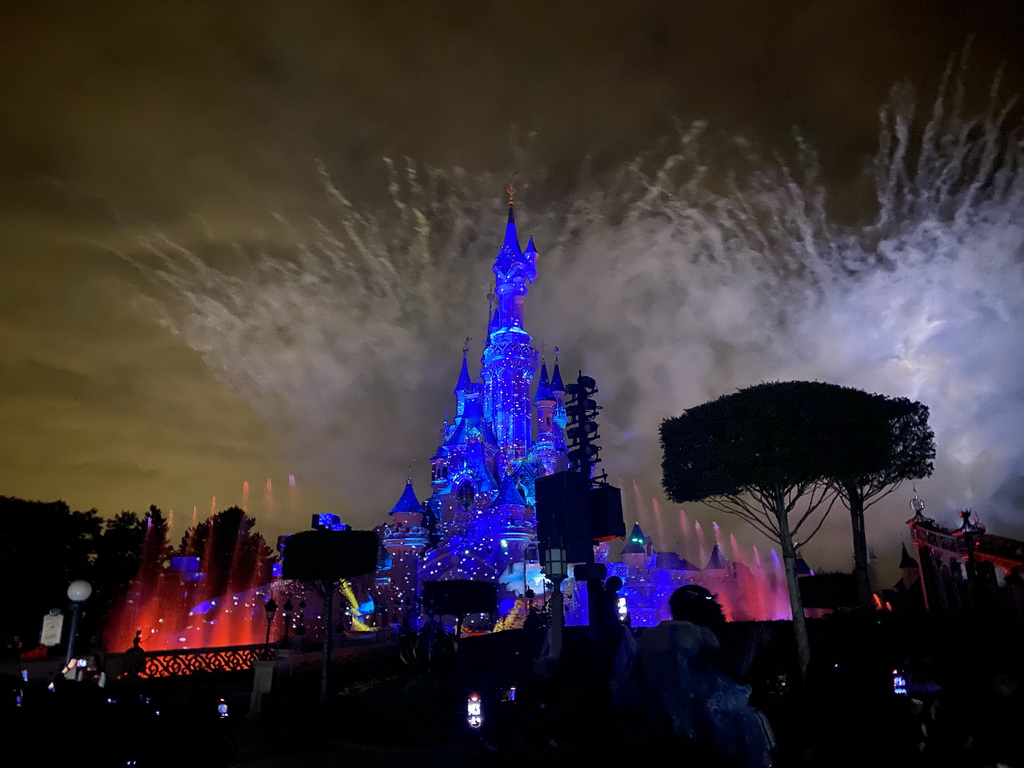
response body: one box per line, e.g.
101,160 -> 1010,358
457,480 -> 475,511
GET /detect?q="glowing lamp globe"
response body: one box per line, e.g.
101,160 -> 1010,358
67,580 -> 93,602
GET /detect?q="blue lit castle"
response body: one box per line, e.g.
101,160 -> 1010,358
372,188 -> 572,627
370,189 -> 792,630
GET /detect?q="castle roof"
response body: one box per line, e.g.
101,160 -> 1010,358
493,194 -> 537,288
621,522 -> 648,554
389,480 -> 421,516
551,362 -> 565,393
502,202 -> 522,255
705,544 -> 728,570
534,362 -> 555,403
899,543 -> 918,569
492,474 -> 527,508
795,557 -> 813,576
446,392 -> 486,446
454,350 -> 473,394
654,551 -> 700,571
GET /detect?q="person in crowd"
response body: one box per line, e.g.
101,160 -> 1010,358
594,576 -> 638,692
624,584 -> 774,767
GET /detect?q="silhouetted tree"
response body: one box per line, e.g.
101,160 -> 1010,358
660,381 -> 889,677
178,506 -> 275,598
93,506 -> 172,629
137,505 -> 173,578
829,395 -> 935,608
98,505 -> 174,650
0,496 -> 100,654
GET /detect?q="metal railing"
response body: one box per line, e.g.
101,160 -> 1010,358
116,643 -> 273,679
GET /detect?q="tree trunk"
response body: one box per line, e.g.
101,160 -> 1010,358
777,509 -> 811,681
846,485 -> 873,609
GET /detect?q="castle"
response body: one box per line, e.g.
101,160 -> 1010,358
368,190 -> 793,630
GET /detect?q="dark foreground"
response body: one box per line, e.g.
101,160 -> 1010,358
6,612 -> 1024,768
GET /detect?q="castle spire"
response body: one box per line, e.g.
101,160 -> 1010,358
503,184 -> 521,253
534,356 -> 554,403
550,346 -> 565,393
484,188 -> 540,467
899,543 -> 918,570
389,475 -> 422,516
492,185 -> 536,329
454,340 -> 473,394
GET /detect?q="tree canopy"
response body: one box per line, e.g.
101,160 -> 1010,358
177,506 -> 276,599
93,506 -> 171,617
0,496 -> 100,652
831,395 -> 934,498
829,394 -> 934,606
661,381 -> 890,544
660,380 -> 897,676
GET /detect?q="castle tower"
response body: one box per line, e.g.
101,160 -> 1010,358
486,474 -> 532,564
535,359 -> 555,440
550,354 -> 568,435
621,522 -> 651,571
530,357 -> 567,477
481,187 -> 540,473
381,478 -> 428,624
453,345 -> 474,423
371,189 -> 571,629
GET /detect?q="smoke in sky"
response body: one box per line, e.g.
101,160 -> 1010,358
123,68 -> 1024,567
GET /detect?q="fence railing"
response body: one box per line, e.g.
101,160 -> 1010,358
114,643 -> 273,679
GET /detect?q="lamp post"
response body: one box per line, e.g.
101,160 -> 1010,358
65,579 -> 92,669
543,547 -> 567,657
264,597 -> 278,651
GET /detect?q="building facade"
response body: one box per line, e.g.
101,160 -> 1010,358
906,493 -> 1024,619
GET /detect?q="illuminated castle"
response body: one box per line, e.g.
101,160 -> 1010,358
373,188 -> 566,627
370,190 -> 792,629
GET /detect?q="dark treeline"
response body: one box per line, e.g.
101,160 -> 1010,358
0,495 -> 275,658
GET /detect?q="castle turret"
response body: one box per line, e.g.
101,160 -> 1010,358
530,357 -> 567,478
705,544 -> 728,570
487,474 -> 532,564
534,359 -> 556,438
622,522 -> 651,570
381,477 -> 428,627
453,345 -> 474,422
481,186 -> 540,472
551,355 -> 568,433
383,479 -> 428,552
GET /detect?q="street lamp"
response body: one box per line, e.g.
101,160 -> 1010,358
264,597 -> 278,651
65,579 -> 92,668
543,548 -> 568,657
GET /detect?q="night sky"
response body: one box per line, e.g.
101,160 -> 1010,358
2,1 -> 1023,578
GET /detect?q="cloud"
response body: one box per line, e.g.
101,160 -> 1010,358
3,0 -> 1024,567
